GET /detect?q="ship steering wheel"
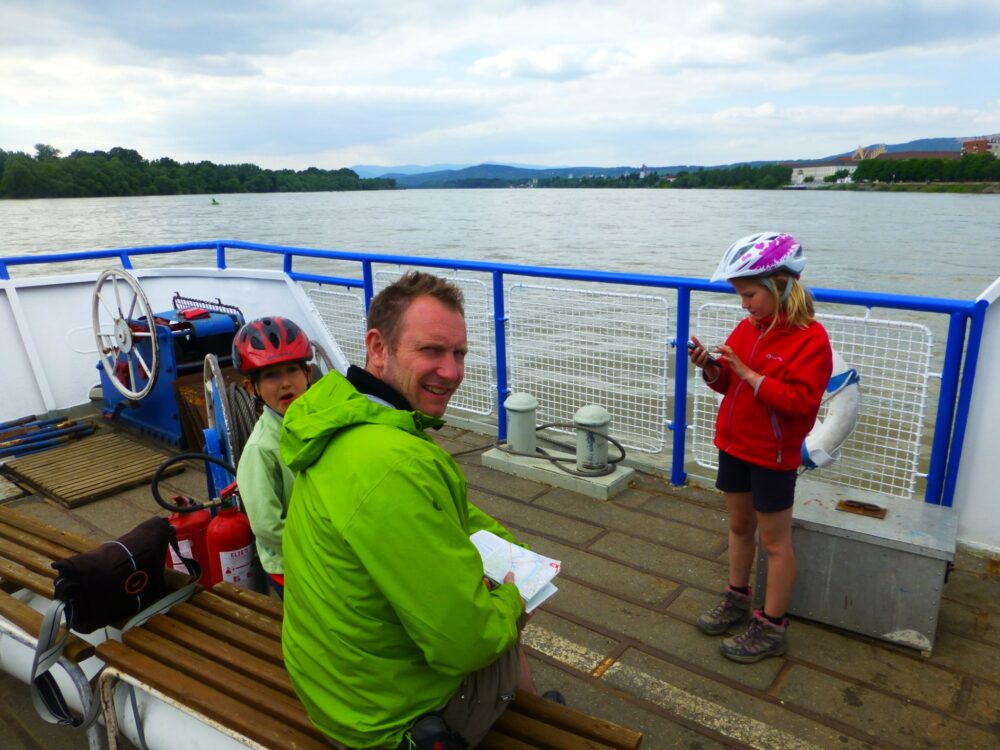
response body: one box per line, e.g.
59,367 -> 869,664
91,268 -> 160,400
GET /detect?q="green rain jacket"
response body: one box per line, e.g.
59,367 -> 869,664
279,371 -> 524,749
235,408 -> 294,575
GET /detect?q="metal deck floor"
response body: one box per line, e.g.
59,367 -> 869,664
2,424 -> 999,749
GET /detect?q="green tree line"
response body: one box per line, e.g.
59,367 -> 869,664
0,144 -> 395,199
667,163 -> 792,189
851,152 -> 999,183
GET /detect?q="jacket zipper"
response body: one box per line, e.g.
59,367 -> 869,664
768,408 -> 783,464
723,334 -> 763,452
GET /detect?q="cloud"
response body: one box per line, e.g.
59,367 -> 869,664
1,1 -> 998,168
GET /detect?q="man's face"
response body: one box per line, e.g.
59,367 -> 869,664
366,296 -> 467,417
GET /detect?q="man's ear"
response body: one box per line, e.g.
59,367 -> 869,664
365,328 -> 388,375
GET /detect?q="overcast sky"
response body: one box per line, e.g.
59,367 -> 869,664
2,1 -> 998,171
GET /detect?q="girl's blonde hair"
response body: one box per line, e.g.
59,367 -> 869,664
757,272 -> 815,333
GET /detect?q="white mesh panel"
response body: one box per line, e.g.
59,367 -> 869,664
373,269 -> 496,416
305,287 -> 367,366
506,284 -> 670,453
692,304 -> 933,498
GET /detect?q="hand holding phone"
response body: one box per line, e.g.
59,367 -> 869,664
688,339 -> 720,364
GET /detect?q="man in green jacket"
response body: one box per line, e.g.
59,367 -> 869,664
281,272 -> 530,749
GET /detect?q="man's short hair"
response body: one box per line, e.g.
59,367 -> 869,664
367,271 -> 465,348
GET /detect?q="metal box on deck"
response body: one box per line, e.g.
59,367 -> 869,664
755,478 -> 957,653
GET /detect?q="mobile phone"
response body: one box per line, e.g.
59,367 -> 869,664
687,340 -> 720,364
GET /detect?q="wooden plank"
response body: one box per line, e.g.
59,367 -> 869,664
480,732 -> 540,749
142,614 -> 295,697
190,590 -> 282,641
121,627 -> 323,741
0,521 -> 81,560
0,558 -> 55,598
96,640 -> 330,750
0,592 -> 94,662
166,602 -> 284,666
210,581 -> 284,621
3,433 -> 180,507
494,710 -> 618,750
508,690 -> 644,750
0,537 -> 59,578
0,508 -> 96,554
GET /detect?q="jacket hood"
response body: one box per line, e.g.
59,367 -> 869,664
279,370 -> 443,472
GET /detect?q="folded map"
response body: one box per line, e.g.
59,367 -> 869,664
471,530 -> 561,613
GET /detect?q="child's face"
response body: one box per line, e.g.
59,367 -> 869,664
249,362 -> 310,416
731,278 -> 776,322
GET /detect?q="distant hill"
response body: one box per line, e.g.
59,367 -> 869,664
825,137 -> 963,160
387,163 -> 702,188
369,136 -> 970,188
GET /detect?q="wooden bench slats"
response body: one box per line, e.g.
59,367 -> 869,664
480,732 -> 542,749
0,557 -> 55,598
141,614 -> 295,697
119,627 -> 324,741
0,537 -> 60,579
190,589 -> 283,640
0,511 -> 96,554
166,601 -> 285,666
211,580 -> 284,620
97,640 -> 330,750
508,690 -> 644,750
0,521 -> 80,561
494,709 -> 619,750
0,592 -> 95,662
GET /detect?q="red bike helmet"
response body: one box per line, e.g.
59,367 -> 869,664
232,317 -> 312,374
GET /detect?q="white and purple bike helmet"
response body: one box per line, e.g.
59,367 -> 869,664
710,232 -> 806,283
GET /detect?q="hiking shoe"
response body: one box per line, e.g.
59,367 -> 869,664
696,588 -> 751,635
720,611 -> 788,663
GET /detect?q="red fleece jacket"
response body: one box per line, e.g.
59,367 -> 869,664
708,317 -> 832,470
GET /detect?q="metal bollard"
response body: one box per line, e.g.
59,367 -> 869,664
574,405 -> 610,471
504,393 -> 538,454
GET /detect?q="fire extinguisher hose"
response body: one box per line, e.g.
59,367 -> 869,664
152,452 -> 236,513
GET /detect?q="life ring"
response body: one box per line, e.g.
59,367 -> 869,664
801,349 -> 861,469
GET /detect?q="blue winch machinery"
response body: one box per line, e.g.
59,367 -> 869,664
94,271 -> 244,448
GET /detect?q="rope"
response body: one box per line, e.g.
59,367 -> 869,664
226,382 -> 259,467
496,423 -> 627,477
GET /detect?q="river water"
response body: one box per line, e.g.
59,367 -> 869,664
1,189 -> 997,300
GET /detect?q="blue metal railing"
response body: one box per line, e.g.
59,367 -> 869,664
1,239 -> 985,507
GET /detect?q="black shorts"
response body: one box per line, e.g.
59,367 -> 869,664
716,450 -> 797,513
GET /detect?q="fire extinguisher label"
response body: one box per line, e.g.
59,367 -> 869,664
169,539 -> 193,567
220,544 -> 258,587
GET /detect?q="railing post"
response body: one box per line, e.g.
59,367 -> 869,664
0,262 -> 8,281
119,253 -> 133,270
492,272 -> 510,441
941,299 -> 989,507
926,311 -> 967,504
216,242 -> 227,269
670,286 -> 692,486
283,252 -> 292,275
362,261 -> 374,311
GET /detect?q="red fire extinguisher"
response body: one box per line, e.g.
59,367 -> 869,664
166,495 -> 212,586
205,483 -> 259,591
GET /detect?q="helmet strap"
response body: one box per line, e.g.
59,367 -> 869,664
763,275 -> 795,304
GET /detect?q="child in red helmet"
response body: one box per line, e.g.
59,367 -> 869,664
232,316 -> 313,599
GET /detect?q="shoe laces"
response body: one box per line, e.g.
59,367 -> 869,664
732,616 -> 769,646
711,590 -> 743,617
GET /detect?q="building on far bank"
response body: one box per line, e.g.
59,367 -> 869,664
962,136 -> 1000,156
874,150 -> 962,161
781,156 -> 857,185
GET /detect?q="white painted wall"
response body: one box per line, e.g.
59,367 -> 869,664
953,277 -> 1000,553
0,267 -> 348,423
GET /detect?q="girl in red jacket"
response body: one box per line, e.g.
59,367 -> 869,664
689,232 -> 832,663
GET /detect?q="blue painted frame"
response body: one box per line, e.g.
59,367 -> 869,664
1,239 -> 985,507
